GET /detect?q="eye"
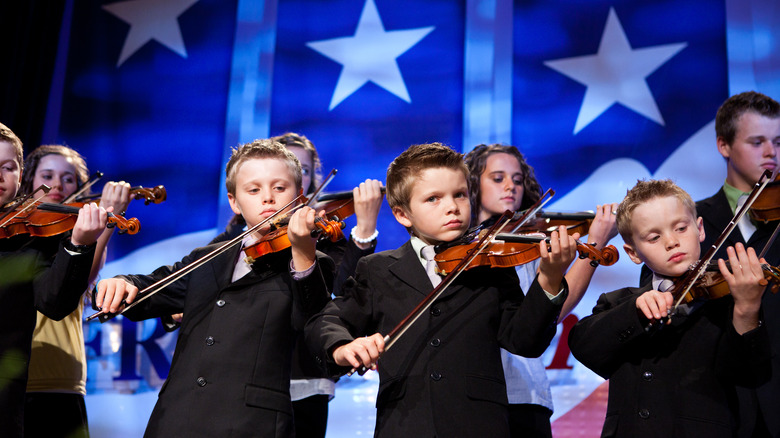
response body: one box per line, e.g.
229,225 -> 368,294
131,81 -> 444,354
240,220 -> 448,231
512,178 -> 523,186
426,195 -> 438,203
454,191 -> 467,199
647,235 -> 659,243
248,187 -> 260,194
301,168 -> 311,177
64,176 -> 76,185
676,225 -> 687,233
491,176 -> 504,183
274,185 -> 287,192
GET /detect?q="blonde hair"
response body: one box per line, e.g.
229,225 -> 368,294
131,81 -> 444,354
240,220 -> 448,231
616,179 -> 696,245
225,139 -> 301,195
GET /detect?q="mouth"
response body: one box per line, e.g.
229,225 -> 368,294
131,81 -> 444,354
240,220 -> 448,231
444,219 -> 463,229
668,252 -> 686,263
761,162 -> 777,171
259,209 -> 277,217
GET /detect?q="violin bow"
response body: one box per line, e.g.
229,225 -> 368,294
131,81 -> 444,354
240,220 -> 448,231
0,185 -> 52,227
88,170 -> 341,323
348,209 -> 517,376
508,188 -> 556,233
62,171 -> 103,204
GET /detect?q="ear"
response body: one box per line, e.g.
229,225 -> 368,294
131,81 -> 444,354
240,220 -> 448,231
696,216 -> 705,243
227,192 -> 242,216
392,205 -> 413,229
623,242 -> 643,265
716,136 -> 731,160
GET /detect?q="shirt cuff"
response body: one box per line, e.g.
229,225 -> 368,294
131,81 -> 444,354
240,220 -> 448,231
543,284 -> 567,304
290,259 -> 316,280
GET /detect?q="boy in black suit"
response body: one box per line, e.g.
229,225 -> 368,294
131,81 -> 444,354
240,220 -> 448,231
95,139 -> 334,437
569,179 -> 771,438
305,142 -> 577,437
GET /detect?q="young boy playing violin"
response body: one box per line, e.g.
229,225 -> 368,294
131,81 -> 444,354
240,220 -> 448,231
0,124 -> 110,437
94,139 -> 334,437
568,179 -> 771,438
305,142 -> 578,437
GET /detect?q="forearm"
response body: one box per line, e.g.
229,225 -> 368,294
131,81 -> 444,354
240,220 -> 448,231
560,257 -> 598,318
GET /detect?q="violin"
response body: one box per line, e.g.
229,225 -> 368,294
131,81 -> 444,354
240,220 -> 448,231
75,185 -> 167,205
433,232 -> 619,275
749,172 -> 780,222
243,215 -> 346,263
669,261 -> 780,305
314,186 -> 386,222
0,200 -> 140,238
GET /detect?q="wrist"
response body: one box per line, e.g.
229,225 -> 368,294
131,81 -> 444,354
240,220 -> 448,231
64,240 -> 96,254
351,226 -> 378,244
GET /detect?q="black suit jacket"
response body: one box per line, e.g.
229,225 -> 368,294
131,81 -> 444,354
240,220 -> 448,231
569,284 -> 771,438
121,243 -> 333,438
0,234 -> 95,438
305,240 -> 565,437
697,189 -> 780,437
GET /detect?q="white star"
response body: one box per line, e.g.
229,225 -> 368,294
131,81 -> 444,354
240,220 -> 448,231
306,0 -> 434,110
544,8 -> 687,134
103,0 -> 199,67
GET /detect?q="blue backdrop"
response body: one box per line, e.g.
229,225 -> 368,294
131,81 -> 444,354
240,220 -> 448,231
29,0 -> 780,436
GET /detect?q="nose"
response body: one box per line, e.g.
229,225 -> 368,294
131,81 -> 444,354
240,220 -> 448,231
764,140 -> 778,158
663,233 -> 679,250
444,195 -> 460,215
261,190 -> 275,204
503,178 -> 515,193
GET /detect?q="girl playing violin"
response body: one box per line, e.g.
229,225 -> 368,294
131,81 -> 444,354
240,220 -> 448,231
20,144 -> 133,438
464,143 -> 619,438
0,127 -> 109,438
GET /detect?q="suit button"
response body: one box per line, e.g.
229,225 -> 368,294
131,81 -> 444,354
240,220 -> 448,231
429,338 -> 441,347
638,409 -> 650,419
642,371 -> 653,381
430,371 -> 442,381
430,307 -> 441,317
206,336 -> 215,346
196,377 -> 207,387
216,299 -> 226,307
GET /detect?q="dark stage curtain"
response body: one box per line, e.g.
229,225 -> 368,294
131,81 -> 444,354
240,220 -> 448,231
0,1 -> 66,152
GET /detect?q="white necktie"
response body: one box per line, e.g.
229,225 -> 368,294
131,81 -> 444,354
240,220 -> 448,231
657,279 -> 674,293
421,245 -> 442,287
736,194 -> 757,242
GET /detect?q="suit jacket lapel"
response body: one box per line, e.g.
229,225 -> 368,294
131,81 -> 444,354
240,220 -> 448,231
388,241 -> 436,297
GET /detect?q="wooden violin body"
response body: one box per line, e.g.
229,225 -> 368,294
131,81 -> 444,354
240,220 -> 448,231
0,201 -> 140,238
434,232 -> 619,275
750,173 -> 780,222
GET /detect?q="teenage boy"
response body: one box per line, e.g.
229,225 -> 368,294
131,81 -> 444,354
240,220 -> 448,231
94,139 -> 334,437
569,179 -> 771,438
305,142 -> 577,437
699,91 -> 780,438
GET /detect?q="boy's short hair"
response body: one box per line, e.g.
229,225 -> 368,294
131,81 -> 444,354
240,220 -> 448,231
20,145 -> 89,196
272,132 -> 321,194
715,91 -> 780,146
616,179 -> 696,245
386,142 -> 468,212
0,122 -> 24,173
464,144 -> 543,223
225,139 -> 302,196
